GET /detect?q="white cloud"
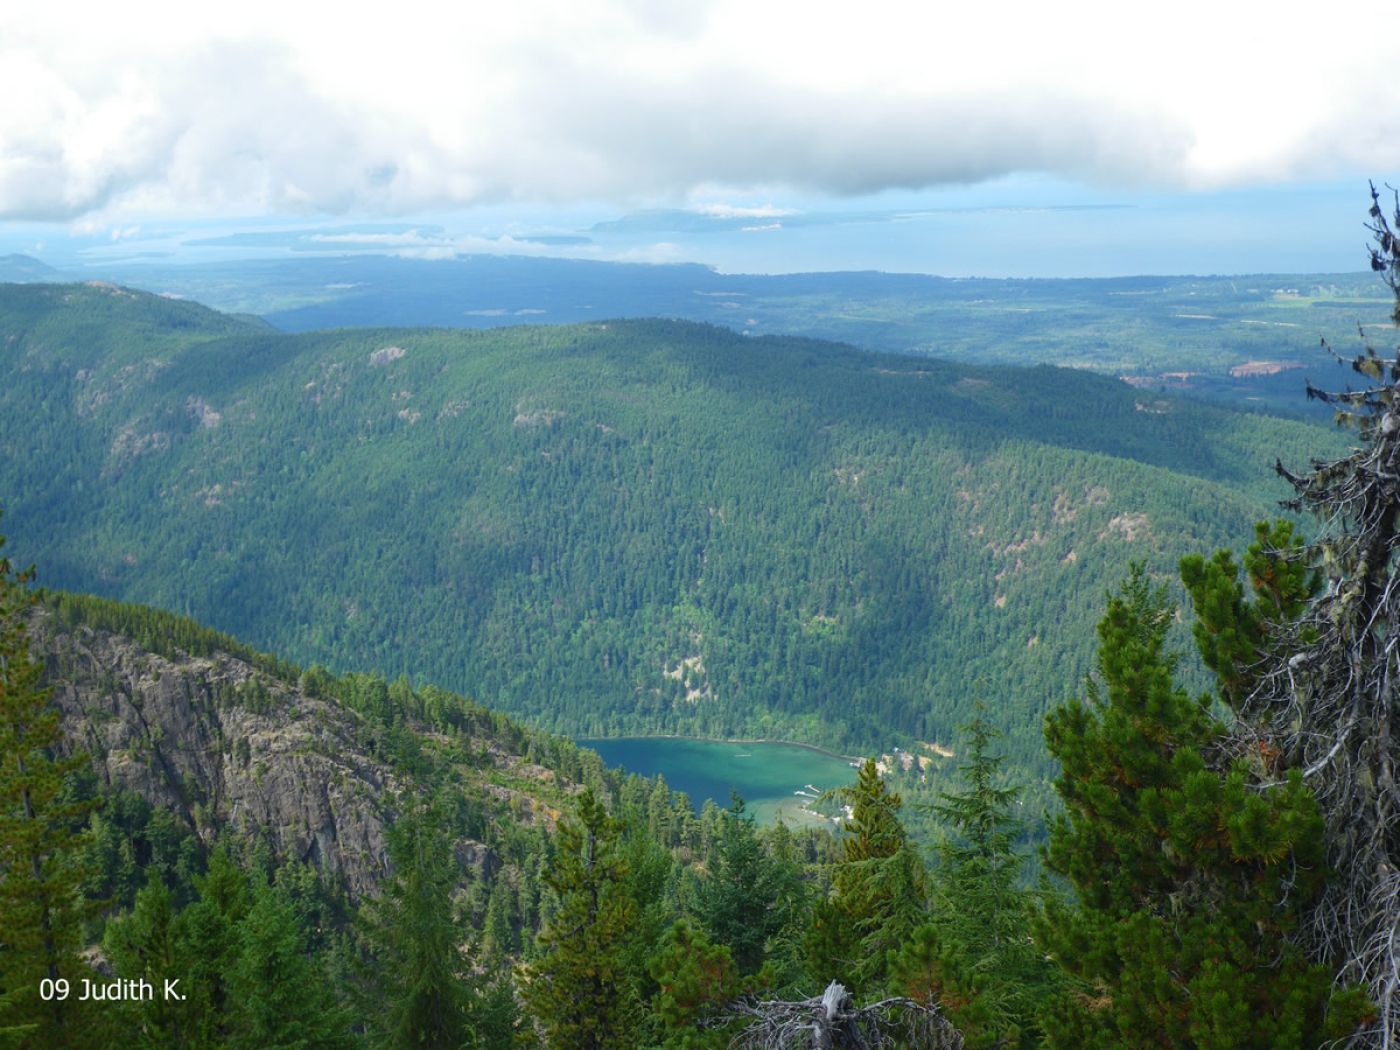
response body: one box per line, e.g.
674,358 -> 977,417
1,0 -> 1397,221
393,245 -> 456,260
692,203 -> 796,219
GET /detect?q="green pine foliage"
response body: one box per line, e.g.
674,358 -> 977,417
616,819 -> 679,1012
0,522 -> 103,1049
893,708 -> 1061,1048
647,919 -> 740,1049
359,796 -> 474,1050
101,873 -> 184,1047
226,880 -> 348,1050
523,788 -> 642,1049
480,876 -> 519,963
807,759 -> 926,995
1037,565 -> 1361,1048
751,819 -> 817,992
176,847 -> 253,1047
103,844 -> 350,1049
1179,519 -> 1319,710
694,796 -> 805,981
78,785 -> 204,916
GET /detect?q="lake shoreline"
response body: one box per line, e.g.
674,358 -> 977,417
577,735 -> 859,826
576,733 -> 863,765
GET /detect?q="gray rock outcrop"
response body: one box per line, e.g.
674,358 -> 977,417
32,609 -> 494,899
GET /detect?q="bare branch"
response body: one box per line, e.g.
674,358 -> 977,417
1225,298 -> 1400,1046
718,980 -> 964,1050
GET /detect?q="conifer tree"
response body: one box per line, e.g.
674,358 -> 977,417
894,707 -> 1058,1048
1036,566 -> 1364,1048
173,846 -> 251,1048
227,880 -> 348,1050
1172,190 -> 1400,1045
618,818 -> 676,1009
360,795 -> 472,1050
1179,519 -> 1318,711
648,918 -> 739,1049
480,876 -> 517,963
467,971 -> 521,1050
807,760 -> 925,994
695,796 -> 791,978
106,852 -> 349,1049
523,788 -> 640,1049
753,819 -> 812,991
0,521 -> 100,1048
102,873 -> 184,1048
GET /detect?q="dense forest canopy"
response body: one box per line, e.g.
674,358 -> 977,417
0,284 -> 1345,776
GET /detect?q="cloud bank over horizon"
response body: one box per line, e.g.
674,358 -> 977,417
3,0 -> 1398,223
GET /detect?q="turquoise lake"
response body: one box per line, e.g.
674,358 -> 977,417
577,737 -> 859,826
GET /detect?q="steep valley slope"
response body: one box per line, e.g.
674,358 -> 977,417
0,281 -> 1346,771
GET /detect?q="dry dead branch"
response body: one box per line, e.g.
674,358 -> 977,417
1222,182 -> 1400,1049
719,980 -> 963,1049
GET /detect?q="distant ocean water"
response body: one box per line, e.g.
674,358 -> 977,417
4,176 -> 1371,280
579,188 -> 1368,278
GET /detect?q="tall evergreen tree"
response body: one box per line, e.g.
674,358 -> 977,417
648,918 -> 739,1050
227,880 -> 348,1050
173,846 -> 252,1049
102,873 -> 185,1048
753,819 -> 813,992
0,521 -> 100,1048
360,795 -> 472,1050
807,760 -> 925,994
479,875 -> 518,963
1173,190 -> 1400,1045
1036,566 -> 1366,1048
894,707 -> 1058,1048
617,818 -> 676,1010
106,852 -> 349,1049
523,788 -> 640,1049
695,796 -> 791,978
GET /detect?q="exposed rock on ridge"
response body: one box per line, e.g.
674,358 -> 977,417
33,609 -> 426,899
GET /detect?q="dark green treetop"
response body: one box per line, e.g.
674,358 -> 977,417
1037,565 -> 1367,1048
894,706 -> 1060,1048
648,918 -> 740,1050
360,795 -> 473,1050
523,788 -> 641,1049
0,519 -> 102,1049
1180,519 -> 1319,711
807,759 -> 926,995
695,795 -> 802,980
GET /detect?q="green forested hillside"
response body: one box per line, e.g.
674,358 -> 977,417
0,281 -> 1344,765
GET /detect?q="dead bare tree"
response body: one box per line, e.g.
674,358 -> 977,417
719,980 -> 963,1050
1223,182 -> 1400,1048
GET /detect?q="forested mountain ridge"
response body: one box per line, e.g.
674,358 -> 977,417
0,280 -> 1345,764
31,590 -> 607,901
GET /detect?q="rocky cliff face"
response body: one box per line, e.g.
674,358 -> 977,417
33,609 -> 433,898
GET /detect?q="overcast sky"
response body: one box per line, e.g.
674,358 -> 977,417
2,2 -> 1398,275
